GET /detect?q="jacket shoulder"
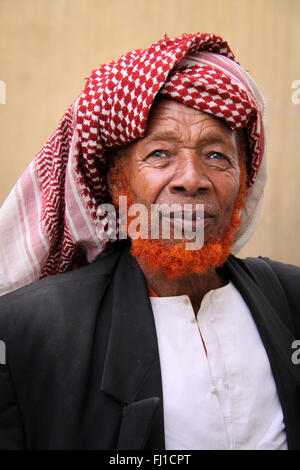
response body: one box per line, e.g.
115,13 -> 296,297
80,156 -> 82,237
233,254 -> 300,286
0,241 -> 123,305
258,257 -> 300,318
259,257 -> 300,282
239,255 -> 300,332
0,243 -> 124,354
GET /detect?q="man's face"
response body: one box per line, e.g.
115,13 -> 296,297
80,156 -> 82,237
107,97 -> 248,278
115,97 -> 242,244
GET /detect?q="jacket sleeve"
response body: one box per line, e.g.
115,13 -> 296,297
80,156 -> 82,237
0,364 -> 25,449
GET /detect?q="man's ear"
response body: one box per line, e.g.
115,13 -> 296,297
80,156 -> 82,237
106,158 -> 125,202
105,146 -> 128,199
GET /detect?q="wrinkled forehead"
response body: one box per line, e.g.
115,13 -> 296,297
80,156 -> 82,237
147,95 -> 234,133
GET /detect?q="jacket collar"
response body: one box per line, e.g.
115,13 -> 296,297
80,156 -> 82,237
99,243 -> 165,449
100,243 -> 161,405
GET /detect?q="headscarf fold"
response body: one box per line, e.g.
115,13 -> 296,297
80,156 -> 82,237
0,33 -> 266,295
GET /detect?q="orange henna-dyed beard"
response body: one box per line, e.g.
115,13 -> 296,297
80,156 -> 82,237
109,158 -> 248,279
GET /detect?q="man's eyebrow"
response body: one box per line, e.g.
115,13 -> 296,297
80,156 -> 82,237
145,130 -> 233,145
144,130 -> 180,141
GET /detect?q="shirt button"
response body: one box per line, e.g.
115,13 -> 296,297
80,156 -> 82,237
190,317 -> 196,324
209,385 -> 217,394
184,297 -> 189,305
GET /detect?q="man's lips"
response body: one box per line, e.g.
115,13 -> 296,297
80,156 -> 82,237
159,210 -> 215,233
160,209 -> 215,220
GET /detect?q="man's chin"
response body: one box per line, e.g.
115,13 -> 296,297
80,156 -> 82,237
129,205 -> 243,279
130,235 -> 233,279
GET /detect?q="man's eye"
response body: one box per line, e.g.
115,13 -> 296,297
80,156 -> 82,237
208,152 -> 226,160
148,150 -> 168,159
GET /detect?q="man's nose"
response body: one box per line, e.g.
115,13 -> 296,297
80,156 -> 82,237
169,153 -> 212,197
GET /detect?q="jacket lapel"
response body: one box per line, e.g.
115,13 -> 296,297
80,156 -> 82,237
117,397 -> 161,450
225,255 -> 300,449
100,244 -> 165,450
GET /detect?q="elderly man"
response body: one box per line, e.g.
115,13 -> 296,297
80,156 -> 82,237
0,33 -> 299,450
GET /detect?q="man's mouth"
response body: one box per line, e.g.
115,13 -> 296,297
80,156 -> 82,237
159,209 -> 215,236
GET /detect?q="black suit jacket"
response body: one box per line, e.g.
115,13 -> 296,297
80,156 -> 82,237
0,241 -> 300,450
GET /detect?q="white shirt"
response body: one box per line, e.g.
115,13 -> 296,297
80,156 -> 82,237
150,281 -> 287,450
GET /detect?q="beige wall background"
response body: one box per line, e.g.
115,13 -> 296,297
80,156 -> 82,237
0,0 -> 299,265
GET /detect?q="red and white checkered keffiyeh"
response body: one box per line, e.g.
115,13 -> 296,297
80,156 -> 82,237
0,33 -> 266,295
